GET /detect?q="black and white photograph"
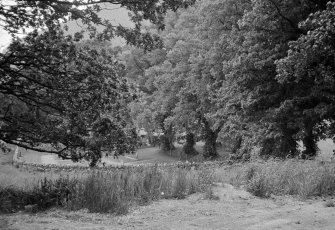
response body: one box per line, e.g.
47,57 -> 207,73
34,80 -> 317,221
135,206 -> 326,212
1,0 -> 335,229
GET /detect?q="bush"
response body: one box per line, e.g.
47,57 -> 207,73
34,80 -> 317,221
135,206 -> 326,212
246,172 -> 268,198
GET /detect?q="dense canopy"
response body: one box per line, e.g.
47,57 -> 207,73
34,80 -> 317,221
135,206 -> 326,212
1,0 -> 335,164
123,0 -> 335,159
0,0 -> 196,165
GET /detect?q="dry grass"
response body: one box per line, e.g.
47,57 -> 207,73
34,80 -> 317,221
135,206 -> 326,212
214,159 -> 335,198
3,143 -> 335,215
0,165 -> 216,214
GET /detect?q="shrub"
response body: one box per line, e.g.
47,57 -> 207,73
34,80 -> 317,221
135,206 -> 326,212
246,172 -> 269,198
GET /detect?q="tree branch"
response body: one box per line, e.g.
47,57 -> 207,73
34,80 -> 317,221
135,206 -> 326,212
267,0 -> 302,32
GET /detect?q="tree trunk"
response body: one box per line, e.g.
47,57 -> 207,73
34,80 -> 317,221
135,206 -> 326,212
260,122 -> 299,159
229,136 -> 244,161
200,116 -> 221,159
231,136 -> 243,155
203,129 -> 218,159
201,117 -> 220,159
277,123 -> 299,158
301,121 -> 317,159
160,125 -> 175,151
182,132 -> 198,156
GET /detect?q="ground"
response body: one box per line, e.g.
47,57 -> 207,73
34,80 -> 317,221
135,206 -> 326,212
1,184 -> 335,230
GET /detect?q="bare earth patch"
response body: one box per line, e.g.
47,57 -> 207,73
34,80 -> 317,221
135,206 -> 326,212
1,184 -> 335,230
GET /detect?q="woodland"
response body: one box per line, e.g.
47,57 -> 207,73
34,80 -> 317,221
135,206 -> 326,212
1,0 -> 335,166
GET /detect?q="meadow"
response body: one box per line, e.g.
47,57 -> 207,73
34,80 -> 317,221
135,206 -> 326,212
1,140 -> 335,215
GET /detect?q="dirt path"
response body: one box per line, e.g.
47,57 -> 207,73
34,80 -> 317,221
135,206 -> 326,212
2,184 -> 335,230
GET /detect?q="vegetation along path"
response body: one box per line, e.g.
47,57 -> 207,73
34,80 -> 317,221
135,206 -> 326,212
2,184 -> 335,230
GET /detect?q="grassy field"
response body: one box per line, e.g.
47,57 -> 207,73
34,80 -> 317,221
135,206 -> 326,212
0,161 -> 217,214
1,140 -> 335,215
2,156 -> 335,214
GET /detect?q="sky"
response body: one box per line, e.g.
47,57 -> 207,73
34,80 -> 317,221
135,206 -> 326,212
0,31 -> 12,51
0,3 -> 132,52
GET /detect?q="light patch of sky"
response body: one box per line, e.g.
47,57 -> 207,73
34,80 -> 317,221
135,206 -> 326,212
0,0 -> 16,51
0,1 -> 133,51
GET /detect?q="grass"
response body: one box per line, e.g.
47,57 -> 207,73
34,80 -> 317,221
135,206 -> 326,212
0,165 -> 216,214
214,159 -> 335,198
4,158 -> 335,214
325,200 -> 335,207
3,142 -> 335,215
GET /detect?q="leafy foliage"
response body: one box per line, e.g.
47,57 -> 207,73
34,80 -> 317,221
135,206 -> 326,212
0,26 -> 136,165
0,0 -> 197,165
276,2 -> 335,158
0,0 -> 196,50
124,0 -> 335,159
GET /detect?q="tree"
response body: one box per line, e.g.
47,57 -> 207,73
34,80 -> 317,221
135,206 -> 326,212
0,0 -> 196,50
124,1 -> 243,158
0,26 -> 137,166
177,0 -> 248,158
218,0 -> 333,158
276,2 -> 335,158
0,0 -> 196,165
122,0 -> 335,161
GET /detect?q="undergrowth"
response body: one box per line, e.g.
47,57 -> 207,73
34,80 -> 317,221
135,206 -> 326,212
215,159 -> 335,198
0,165 -> 215,214
3,159 -> 335,214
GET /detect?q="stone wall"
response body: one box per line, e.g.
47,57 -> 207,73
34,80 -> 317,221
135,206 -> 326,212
13,159 -> 228,173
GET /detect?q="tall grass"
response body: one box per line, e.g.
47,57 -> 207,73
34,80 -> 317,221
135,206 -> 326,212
215,159 -> 335,198
0,165 -> 215,214
3,159 -> 335,214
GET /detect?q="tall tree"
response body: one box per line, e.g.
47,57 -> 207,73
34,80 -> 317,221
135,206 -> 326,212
0,26 -> 136,165
276,2 -> 335,158
220,0 -> 333,158
0,0 -> 196,164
